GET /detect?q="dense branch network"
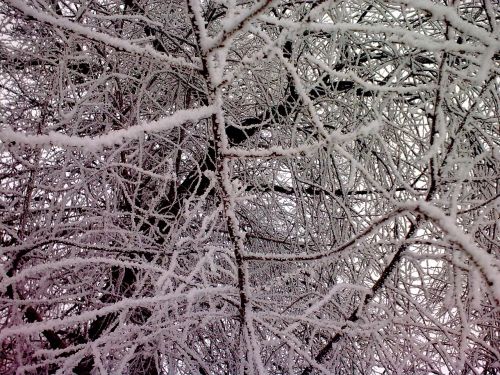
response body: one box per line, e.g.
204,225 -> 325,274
1,0 -> 499,374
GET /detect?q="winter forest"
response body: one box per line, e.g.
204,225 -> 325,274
0,0 -> 499,374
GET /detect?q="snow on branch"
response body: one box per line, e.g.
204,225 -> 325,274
0,105 -> 215,150
406,200 -> 500,304
5,0 -> 201,70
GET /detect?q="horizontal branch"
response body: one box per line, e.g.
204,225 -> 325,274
246,183 -> 426,197
244,207 -> 408,262
0,106 -> 215,150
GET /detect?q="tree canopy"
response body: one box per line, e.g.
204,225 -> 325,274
1,0 -> 499,374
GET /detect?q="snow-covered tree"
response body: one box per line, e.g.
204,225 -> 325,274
1,0 -> 499,374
